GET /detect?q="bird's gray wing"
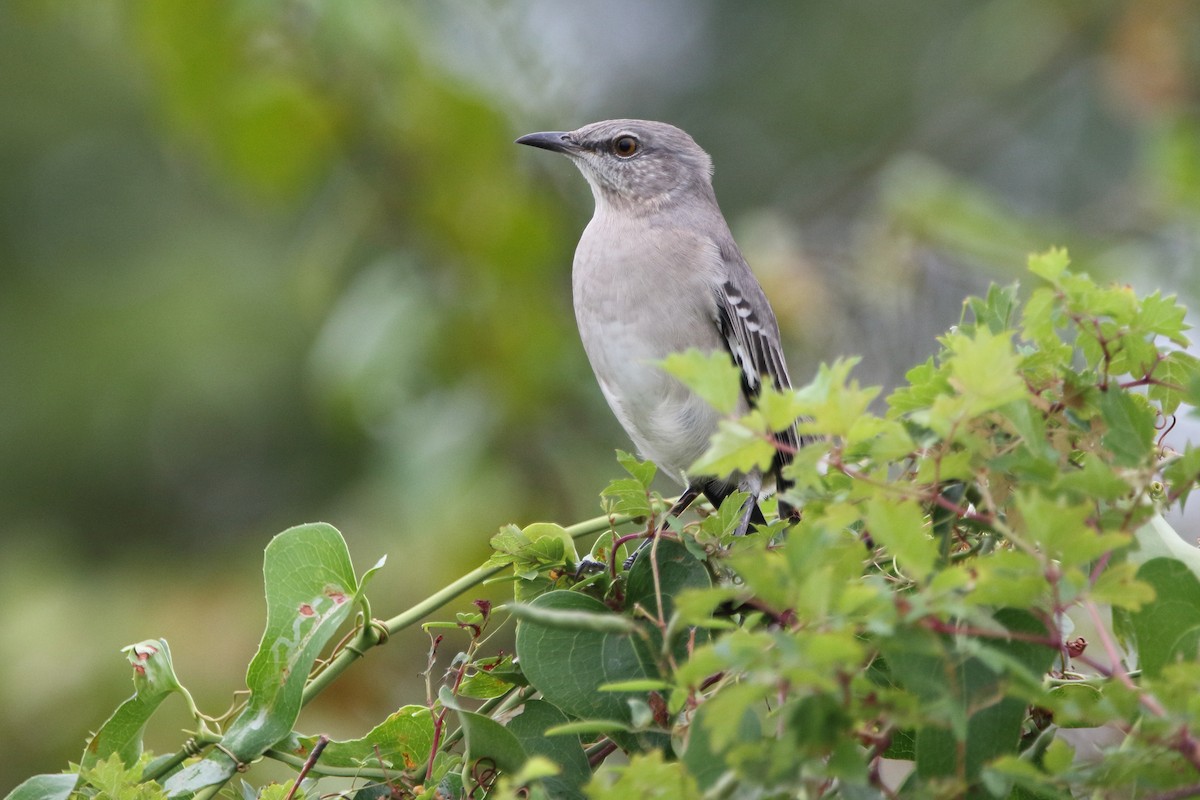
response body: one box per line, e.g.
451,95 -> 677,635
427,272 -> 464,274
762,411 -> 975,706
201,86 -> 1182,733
712,238 -> 803,480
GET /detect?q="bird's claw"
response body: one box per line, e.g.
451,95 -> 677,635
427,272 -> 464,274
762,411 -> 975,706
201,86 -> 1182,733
572,556 -> 607,579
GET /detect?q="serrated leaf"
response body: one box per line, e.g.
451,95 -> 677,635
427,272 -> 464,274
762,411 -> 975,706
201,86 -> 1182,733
756,384 -> 806,433
682,700 -> 761,790
441,686 -> 527,774
585,751 -> 702,800
1098,389 -> 1156,467
792,357 -> 878,438
601,477 -> 654,518
966,550 -> 1048,607
1129,558 -> 1200,677
1019,284 -> 1061,348
968,282 -> 1020,334
1150,351 -> 1200,416
1014,491 -> 1128,565
689,415 -> 776,478
1027,247 -> 1070,283
895,611 -> 1056,786
615,450 -> 656,487
1054,454 -> 1132,501
1136,291 -> 1190,346
1090,561 -> 1155,611
660,349 -> 741,415
888,357 -> 952,415
865,497 -> 937,581
945,328 -> 1027,416
1164,446 -> 1200,510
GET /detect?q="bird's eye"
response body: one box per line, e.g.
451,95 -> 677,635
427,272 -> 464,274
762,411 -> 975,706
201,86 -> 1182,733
613,135 -> 640,158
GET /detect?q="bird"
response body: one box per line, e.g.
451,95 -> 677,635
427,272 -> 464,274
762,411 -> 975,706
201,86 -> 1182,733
516,119 -> 802,561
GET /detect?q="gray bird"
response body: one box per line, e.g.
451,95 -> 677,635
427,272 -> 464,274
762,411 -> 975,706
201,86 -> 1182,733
516,119 -> 801,551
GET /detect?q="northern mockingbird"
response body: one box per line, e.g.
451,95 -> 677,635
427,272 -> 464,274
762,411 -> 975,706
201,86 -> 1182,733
517,119 -> 801,555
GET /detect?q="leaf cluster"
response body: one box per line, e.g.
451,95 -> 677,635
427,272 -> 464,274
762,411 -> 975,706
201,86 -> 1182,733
8,250 -> 1200,800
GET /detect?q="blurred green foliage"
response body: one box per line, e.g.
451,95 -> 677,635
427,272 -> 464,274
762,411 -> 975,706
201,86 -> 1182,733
1,0 -> 1198,788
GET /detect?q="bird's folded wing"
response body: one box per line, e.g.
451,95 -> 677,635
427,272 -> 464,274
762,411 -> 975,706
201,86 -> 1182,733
712,241 -> 802,470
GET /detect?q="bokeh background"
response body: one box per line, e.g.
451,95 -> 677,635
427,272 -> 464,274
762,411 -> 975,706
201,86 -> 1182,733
3,0 -> 1199,787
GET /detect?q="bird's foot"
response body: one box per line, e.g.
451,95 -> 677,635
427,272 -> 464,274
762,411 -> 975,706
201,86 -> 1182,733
572,556 -> 608,579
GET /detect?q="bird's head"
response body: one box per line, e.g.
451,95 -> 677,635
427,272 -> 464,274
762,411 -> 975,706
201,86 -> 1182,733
517,119 -> 714,212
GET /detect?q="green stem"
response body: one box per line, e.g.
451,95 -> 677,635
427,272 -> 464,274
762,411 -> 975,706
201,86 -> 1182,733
140,734 -> 220,783
141,511 -> 637,791
263,747 -> 387,779
300,511 -> 635,707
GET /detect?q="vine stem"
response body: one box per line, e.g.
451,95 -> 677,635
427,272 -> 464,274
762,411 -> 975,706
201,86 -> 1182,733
300,511 -> 636,707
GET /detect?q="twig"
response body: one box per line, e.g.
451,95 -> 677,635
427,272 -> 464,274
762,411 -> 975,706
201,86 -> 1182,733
284,735 -> 328,800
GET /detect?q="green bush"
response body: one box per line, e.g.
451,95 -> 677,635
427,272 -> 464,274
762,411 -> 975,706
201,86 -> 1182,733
9,249 -> 1200,800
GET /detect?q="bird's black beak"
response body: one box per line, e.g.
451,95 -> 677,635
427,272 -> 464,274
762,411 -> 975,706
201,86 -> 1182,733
515,131 -> 576,154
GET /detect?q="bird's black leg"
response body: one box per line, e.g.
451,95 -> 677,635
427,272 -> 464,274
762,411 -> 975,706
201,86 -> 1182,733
621,484 -> 704,569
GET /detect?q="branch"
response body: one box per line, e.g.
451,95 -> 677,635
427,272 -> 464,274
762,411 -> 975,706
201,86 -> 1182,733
301,511 -> 636,706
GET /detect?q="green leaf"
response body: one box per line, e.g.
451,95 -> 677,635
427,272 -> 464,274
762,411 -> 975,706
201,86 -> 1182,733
888,357 -> 952,416
79,754 -> 169,800
792,357 -> 879,438
624,538 -> 713,624
1090,561 -> 1156,611
514,591 -> 665,752
165,523 -> 376,795
3,774 -> 77,800
967,282 -> 1020,335
1136,291 -> 1190,346
897,611 -> 1056,789
999,400 -> 1054,461
457,669 -> 515,700
1164,446 -> 1200,510
865,497 -> 937,581
688,415 -> 777,478
585,751 -> 702,800
616,449 -> 657,488
81,639 -> 184,770
944,328 -> 1027,417
756,384 -> 806,433
601,478 -> 655,519
487,522 -> 577,579
660,348 -> 741,415
966,551 -> 1047,608
1027,247 -> 1070,283
1014,490 -> 1129,565
1042,737 -> 1074,776
1098,389 -> 1156,467
289,705 -> 433,774
686,700 -> 758,786
507,700 -> 590,799
1019,285 -> 1072,363
1053,454 -> 1132,501
1150,350 -> 1200,416
1129,558 -> 1200,677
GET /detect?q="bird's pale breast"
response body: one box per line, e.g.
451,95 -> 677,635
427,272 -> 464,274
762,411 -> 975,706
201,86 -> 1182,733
571,211 -> 726,482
